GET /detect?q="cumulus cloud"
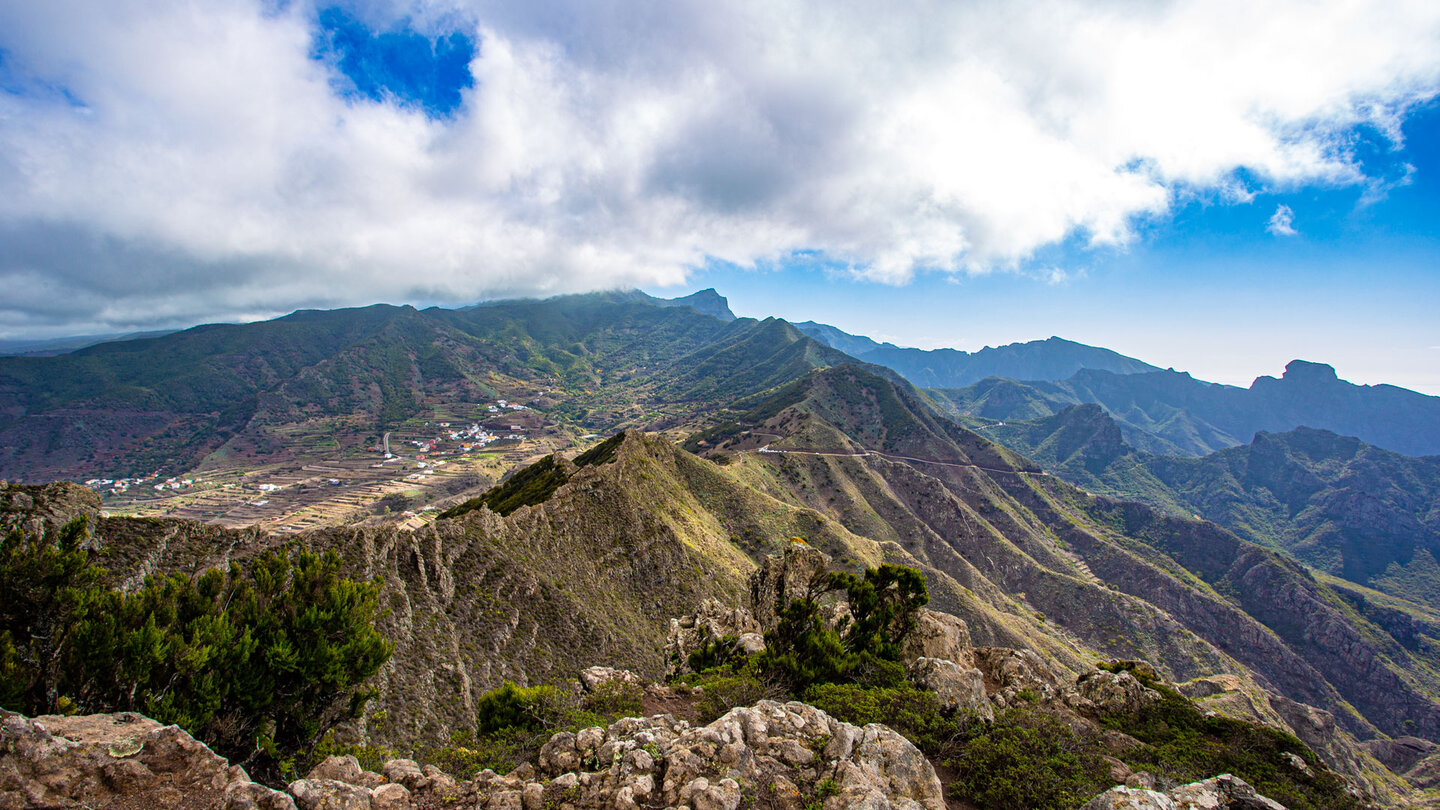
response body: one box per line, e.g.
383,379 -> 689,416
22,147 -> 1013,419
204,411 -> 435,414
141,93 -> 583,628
1267,205 -> 1299,236
0,0 -> 1438,335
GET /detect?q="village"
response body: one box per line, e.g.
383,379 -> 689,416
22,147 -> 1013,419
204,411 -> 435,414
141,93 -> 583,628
86,395 -> 580,533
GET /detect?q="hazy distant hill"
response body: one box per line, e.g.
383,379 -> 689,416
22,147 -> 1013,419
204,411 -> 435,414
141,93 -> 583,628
0,329 -> 179,357
938,361 -> 1440,458
793,323 -> 1159,386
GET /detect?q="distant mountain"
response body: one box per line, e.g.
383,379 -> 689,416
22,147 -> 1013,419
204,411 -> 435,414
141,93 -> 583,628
791,321 -> 885,358
649,287 -> 737,321
0,329 -> 179,357
986,404 -> 1440,607
938,361 -> 1440,458
0,291 -> 799,481
792,323 -> 1159,387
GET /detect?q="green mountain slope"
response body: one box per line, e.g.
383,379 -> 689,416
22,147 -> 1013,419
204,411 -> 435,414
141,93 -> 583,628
684,365 -> 1440,746
937,361 -> 1440,457
0,291 -> 809,481
992,405 -> 1440,609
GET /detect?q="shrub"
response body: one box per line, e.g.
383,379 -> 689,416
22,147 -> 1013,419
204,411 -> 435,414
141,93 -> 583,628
475,682 -> 563,734
580,679 -> 643,719
0,522 -> 392,777
803,684 -> 956,754
1103,686 -> 1360,810
943,707 -> 1109,810
757,564 -> 927,694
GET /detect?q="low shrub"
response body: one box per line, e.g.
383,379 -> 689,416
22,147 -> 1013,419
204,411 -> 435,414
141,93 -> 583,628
1103,686 -> 1360,810
803,684 -> 957,754
942,707 -> 1109,810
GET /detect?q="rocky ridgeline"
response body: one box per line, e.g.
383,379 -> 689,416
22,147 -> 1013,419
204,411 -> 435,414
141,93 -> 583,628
0,699 -> 1295,810
1,698 -> 945,810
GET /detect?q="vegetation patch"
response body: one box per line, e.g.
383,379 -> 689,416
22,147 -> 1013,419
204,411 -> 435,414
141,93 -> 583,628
0,518 -> 391,781
440,454 -> 571,518
942,707 -> 1110,810
574,431 -> 626,467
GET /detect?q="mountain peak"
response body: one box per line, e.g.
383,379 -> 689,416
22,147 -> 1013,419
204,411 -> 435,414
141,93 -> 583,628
1282,360 -> 1339,384
665,288 -> 736,321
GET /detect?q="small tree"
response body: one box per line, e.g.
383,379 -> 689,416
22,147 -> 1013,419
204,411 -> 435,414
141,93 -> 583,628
0,517 -> 102,712
0,525 -> 392,774
758,563 -> 928,693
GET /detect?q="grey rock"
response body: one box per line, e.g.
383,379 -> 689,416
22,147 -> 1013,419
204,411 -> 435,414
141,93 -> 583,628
225,781 -> 299,810
908,657 -> 993,721
287,778 -> 372,810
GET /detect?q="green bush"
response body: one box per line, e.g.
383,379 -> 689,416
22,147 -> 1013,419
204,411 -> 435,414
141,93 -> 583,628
450,677 -> 657,779
1103,687 -> 1360,810
580,679 -> 643,719
943,708 -> 1109,810
475,682 -> 563,734
686,633 -> 748,673
419,727 -> 535,778
757,564 -> 927,694
803,684 -> 956,754
0,521 -> 392,776
694,673 -> 771,724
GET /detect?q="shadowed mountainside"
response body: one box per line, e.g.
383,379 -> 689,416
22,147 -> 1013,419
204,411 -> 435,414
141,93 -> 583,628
935,361 -> 1440,458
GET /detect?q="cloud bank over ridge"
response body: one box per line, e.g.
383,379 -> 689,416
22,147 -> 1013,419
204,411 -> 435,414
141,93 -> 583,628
0,0 -> 1437,335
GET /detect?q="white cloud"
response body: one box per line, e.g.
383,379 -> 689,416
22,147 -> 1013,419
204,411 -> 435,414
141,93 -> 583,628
1267,204 -> 1299,236
0,0 -> 1437,335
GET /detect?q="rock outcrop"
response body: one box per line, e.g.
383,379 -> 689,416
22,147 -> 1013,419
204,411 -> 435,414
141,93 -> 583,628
0,710 -> 291,810
972,646 -> 1064,709
1068,670 -> 1163,717
1082,773 -> 1288,809
748,543 -> 829,628
1,702 -> 943,810
665,599 -> 765,676
907,657 -> 992,721
524,699 -> 944,810
899,609 -> 973,667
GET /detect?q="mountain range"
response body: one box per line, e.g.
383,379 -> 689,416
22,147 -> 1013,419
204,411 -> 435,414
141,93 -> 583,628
4,288 -> 1440,802
933,362 -> 1440,458
793,322 -> 1160,386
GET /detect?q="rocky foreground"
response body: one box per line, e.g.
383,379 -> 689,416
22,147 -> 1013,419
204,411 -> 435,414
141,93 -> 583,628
0,704 -> 1292,810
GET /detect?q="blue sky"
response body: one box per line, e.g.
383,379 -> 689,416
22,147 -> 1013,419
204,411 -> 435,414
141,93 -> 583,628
0,0 -> 1437,392
654,102 -> 1440,392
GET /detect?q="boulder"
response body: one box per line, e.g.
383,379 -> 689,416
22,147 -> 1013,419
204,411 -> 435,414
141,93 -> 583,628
899,609 -> 973,667
0,710 -> 250,809
1168,774 -> 1287,809
380,759 -> 424,789
1084,774 -> 1289,810
1070,670 -> 1162,716
907,657 -> 992,721
225,781 -> 299,810
287,778 -> 372,810
1081,786 -> 1175,809
370,783 -> 412,810
579,666 -> 643,692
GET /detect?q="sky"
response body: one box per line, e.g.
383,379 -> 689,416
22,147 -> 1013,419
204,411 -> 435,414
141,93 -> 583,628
0,1 -> 1437,392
